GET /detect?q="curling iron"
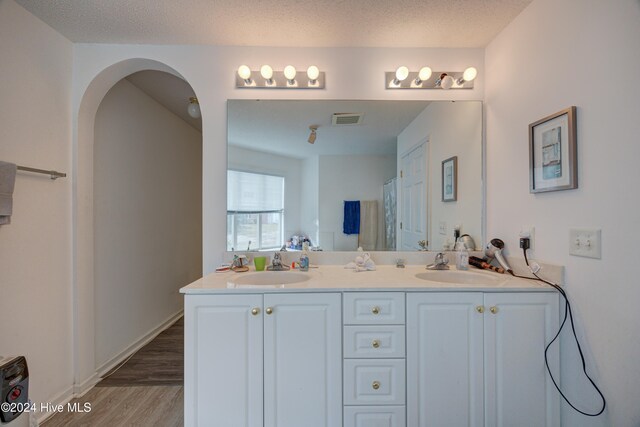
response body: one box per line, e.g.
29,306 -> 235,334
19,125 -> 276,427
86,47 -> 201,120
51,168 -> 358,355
485,238 -> 513,275
469,256 -> 505,274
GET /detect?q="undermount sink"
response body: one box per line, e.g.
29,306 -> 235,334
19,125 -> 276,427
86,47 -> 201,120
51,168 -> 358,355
415,270 -> 506,286
228,271 -> 312,288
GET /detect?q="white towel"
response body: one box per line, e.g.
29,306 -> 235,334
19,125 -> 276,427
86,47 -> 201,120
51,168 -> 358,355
358,200 -> 378,251
0,161 -> 17,225
344,253 -> 376,272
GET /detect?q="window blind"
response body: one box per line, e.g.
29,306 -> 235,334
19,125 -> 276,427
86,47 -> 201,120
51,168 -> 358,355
227,170 -> 284,212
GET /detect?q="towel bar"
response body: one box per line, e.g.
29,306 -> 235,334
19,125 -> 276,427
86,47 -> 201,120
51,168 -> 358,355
17,165 -> 66,180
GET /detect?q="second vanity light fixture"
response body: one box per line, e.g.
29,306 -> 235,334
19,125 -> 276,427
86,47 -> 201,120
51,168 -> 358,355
386,66 -> 477,89
236,65 -> 325,89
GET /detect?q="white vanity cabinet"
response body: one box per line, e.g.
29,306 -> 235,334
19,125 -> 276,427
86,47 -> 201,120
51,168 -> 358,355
184,285 -> 560,427
184,293 -> 342,427
406,292 -> 560,427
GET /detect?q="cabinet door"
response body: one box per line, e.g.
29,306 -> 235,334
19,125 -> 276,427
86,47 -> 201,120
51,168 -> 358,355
263,293 -> 342,427
406,292 -> 484,427
484,292 -> 560,427
184,294 -> 263,427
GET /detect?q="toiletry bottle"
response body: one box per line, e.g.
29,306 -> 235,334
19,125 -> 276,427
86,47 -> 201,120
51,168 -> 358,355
299,250 -> 309,271
455,239 -> 469,270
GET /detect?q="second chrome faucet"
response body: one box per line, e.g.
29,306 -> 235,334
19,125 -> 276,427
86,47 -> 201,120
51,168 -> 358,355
426,252 -> 450,270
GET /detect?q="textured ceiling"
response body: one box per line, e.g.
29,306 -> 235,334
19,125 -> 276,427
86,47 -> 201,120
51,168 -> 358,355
227,100 -> 433,158
15,0 -> 532,47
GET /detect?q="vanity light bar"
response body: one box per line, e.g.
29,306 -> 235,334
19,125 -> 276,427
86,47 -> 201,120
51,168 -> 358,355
386,67 -> 477,89
236,65 -> 325,89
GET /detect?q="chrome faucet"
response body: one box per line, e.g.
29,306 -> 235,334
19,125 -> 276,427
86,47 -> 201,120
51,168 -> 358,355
427,252 -> 450,270
267,252 -> 290,271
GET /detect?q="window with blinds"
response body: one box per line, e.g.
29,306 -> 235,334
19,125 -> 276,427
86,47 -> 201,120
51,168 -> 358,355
227,170 -> 284,251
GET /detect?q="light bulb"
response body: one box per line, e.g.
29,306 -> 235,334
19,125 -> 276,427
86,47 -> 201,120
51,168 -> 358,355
187,97 -> 201,119
462,67 -> 478,82
284,65 -> 297,81
307,65 -> 320,81
415,66 -> 432,85
418,67 -> 432,81
260,65 -> 273,80
395,66 -> 409,82
238,65 -> 251,80
441,75 -> 454,90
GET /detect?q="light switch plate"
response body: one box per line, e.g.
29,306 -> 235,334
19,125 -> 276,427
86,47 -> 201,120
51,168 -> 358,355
439,221 -> 447,235
569,228 -> 601,259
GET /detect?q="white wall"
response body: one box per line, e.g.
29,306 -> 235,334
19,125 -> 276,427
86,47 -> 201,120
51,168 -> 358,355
318,155 -> 396,251
0,0 -> 73,408
398,101 -> 483,249
93,79 -> 202,368
300,156 -> 319,246
485,0 -> 640,425
228,145 -> 302,241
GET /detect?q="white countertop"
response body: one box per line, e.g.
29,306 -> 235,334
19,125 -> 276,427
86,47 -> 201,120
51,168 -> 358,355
180,265 -> 556,294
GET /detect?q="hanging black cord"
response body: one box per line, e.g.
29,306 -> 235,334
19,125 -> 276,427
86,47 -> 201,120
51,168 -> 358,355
510,249 -> 606,417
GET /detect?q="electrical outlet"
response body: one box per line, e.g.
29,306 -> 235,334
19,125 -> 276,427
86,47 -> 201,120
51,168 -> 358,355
519,226 -> 535,250
569,228 -> 602,259
439,221 -> 447,235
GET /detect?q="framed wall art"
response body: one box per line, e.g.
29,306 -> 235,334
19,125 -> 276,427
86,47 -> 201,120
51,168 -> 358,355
529,106 -> 577,193
442,156 -> 457,202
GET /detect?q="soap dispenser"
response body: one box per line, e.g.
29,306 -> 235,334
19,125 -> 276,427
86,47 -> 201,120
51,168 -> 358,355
299,250 -> 309,271
455,239 -> 469,270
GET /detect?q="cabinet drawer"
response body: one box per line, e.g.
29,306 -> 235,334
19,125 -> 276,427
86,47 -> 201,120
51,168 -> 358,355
344,406 -> 406,427
344,292 -> 405,325
344,325 -> 405,358
344,359 -> 406,405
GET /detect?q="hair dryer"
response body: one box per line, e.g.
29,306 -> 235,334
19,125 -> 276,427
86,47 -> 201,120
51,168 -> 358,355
485,238 -> 513,275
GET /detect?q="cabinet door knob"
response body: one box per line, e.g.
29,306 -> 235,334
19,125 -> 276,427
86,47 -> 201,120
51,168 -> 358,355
251,307 -> 260,316
372,339 -> 380,348
371,306 -> 380,315
490,306 -> 498,314
265,307 -> 273,315
476,306 -> 485,314
372,381 -> 380,390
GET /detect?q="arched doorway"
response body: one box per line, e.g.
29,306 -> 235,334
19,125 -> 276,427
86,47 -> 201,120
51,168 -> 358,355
73,58 -> 202,393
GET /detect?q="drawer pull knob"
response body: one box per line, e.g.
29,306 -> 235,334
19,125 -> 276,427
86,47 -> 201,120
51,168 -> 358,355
251,307 -> 260,316
490,306 -> 498,314
266,307 -> 273,315
372,339 -> 380,348
476,306 -> 485,314
372,381 -> 380,390
371,306 -> 380,315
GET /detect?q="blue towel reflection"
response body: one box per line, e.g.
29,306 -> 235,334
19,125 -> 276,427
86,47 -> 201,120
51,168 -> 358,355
343,201 -> 360,235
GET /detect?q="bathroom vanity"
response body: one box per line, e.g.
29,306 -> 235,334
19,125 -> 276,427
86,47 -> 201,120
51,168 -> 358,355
181,265 -> 560,427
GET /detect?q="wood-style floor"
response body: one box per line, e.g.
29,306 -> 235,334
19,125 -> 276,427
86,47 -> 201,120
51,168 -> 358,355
98,318 -> 183,387
42,385 -> 183,427
43,318 -> 184,426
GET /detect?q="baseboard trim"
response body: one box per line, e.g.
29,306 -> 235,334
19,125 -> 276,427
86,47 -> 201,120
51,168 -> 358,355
95,309 -> 184,378
36,384 -> 75,425
73,373 -> 100,397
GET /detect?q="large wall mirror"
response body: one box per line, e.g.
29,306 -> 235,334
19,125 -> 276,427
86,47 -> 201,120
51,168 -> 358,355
227,100 -> 483,252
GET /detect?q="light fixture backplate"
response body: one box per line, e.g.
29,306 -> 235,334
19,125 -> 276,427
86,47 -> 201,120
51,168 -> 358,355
385,70 -> 474,89
236,70 -> 325,89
